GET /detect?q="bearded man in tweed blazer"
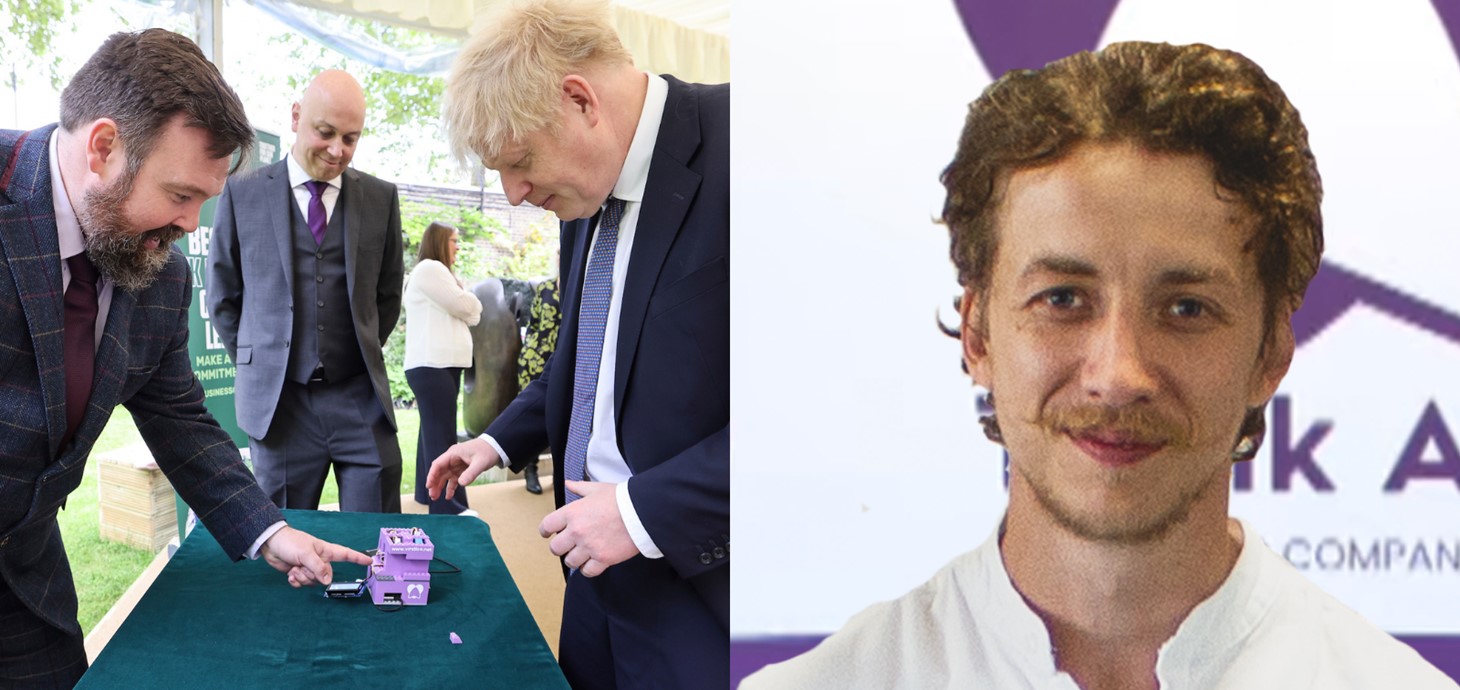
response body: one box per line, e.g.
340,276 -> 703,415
0,29 -> 368,688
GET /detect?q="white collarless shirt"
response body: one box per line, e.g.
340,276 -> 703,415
743,518 -> 1458,689
484,72 -> 669,559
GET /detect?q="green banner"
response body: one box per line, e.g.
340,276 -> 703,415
176,129 -> 282,450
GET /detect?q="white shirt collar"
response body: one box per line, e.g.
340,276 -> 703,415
1156,518 -> 1279,673
48,130 -> 84,261
286,150 -> 342,189
608,72 -> 667,205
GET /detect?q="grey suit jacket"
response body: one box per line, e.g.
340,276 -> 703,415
206,159 -> 404,439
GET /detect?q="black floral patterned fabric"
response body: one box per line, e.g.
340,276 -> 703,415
517,278 -> 561,391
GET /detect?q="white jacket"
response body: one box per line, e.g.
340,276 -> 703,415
403,259 -> 482,369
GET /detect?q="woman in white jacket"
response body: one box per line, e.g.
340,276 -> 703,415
404,222 -> 482,514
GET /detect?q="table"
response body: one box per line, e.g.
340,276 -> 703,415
78,509 -> 569,689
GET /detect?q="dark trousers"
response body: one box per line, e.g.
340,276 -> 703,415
0,577 -> 86,689
558,557 -> 728,689
406,366 -> 469,514
248,372 -> 403,512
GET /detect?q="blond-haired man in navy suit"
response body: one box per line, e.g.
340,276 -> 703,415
430,1 -> 729,686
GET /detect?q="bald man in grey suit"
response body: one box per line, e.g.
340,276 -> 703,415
208,70 -> 405,512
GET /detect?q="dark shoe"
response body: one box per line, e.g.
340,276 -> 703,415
524,464 -> 542,494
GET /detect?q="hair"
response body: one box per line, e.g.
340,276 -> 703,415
442,0 -> 633,164
60,28 -> 254,183
942,41 -> 1323,340
418,222 -> 458,268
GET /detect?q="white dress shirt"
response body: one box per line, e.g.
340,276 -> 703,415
483,72 -> 670,559
50,130 -> 113,351
742,518 -> 1459,689
286,152 -> 342,222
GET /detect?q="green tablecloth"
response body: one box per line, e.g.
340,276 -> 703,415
78,509 -> 568,689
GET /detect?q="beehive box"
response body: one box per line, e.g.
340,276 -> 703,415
96,444 -> 177,552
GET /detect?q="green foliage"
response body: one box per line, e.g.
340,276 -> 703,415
498,220 -> 560,281
387,200 -> 558,406
409,203 -> 559,284
384,321 -> 414,406
400,199 -> 507,281
1,0 -> 82,89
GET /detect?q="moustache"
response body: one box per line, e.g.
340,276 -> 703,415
136,225 -> 185,249
1039,404 -> 1190,448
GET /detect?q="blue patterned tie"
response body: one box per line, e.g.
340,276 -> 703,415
563,197 -> 625,503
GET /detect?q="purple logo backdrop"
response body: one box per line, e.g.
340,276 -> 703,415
955,0 -> 1460,79
952,0 -> 1119,75
1296,262 -> 1460,349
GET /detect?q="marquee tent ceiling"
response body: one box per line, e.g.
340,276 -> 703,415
267,0 -> 729,82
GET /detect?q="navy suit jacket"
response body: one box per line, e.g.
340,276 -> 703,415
206,159 -> 404,439
487,76 -> 730,626
0,125 -> 284,635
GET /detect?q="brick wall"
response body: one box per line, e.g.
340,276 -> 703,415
398,182 -> 558,272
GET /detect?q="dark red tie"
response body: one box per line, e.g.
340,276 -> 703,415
61,253 -> 98,449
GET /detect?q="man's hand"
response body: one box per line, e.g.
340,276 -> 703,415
260,526 -> 371,587
427,437 -> 502,501
540,480 -> 640,577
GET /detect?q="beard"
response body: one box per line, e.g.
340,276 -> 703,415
1019,459 -> 1225,545
75,173 -> 185,293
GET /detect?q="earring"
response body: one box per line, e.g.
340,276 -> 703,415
1230,406 -> 1266,463
978,392 -> 1004,445
1230,435 -> 1256,462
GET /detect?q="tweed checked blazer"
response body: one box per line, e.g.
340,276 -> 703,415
0,125 -> 285,635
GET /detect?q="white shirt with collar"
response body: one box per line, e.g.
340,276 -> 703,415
742,518 -> 1459,689
50,129 -> 113,352
482,71 -> 669,560
50,129 -> 286,560
286,151 -> 343,222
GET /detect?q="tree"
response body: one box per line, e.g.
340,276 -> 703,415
1,0 -> 82,89
240,6 -> 466,185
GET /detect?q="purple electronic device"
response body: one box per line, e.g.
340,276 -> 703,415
366,527 -> 433,606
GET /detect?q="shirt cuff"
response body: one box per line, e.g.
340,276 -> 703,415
246,521 -> 288,560
479,433 -> 510,470
616,480 -> 662,559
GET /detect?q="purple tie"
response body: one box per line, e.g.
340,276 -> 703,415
304,180 -> 327,244
62,253 -> 98,449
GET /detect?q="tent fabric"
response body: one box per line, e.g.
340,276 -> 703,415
253,0 -> 464,74
255,0 -> 729,82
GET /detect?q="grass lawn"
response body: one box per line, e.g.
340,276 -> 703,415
64,408 -> 424,636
